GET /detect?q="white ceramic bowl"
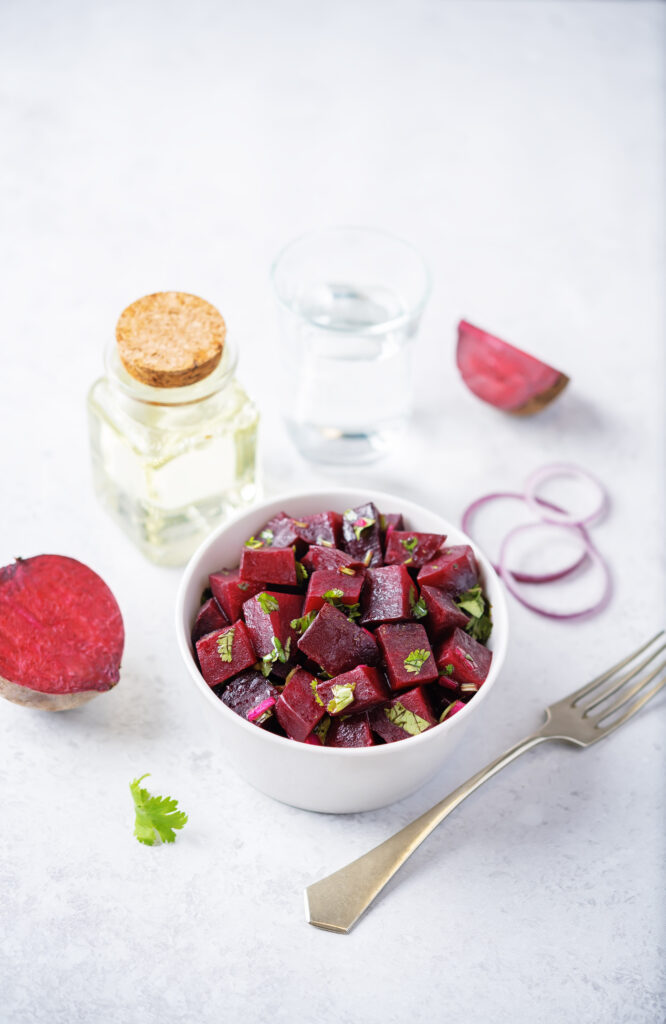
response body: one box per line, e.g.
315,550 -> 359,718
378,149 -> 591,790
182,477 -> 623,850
175,489 -> 509,813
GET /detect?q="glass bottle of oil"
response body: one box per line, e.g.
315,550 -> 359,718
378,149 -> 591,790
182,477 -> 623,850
87,291 -> 260,566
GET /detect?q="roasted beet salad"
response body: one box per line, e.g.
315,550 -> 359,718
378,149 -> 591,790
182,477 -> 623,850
193,503 -> 493,746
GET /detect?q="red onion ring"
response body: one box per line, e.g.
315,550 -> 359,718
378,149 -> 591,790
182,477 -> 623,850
523,463 -> 608,528
497,523 -> 612,620
461,491 -> 589,584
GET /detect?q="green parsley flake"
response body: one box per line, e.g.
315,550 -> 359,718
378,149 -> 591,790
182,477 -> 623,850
290,610 -> 317,635
384,702 -> 431,736
326,682 -> 356,715
339,566 -> 356,576
313,716 -> 331,745
409,586 -> 428,620
455,586 -> 493,644
216,628 -> 234,662
260,635 -> 291,674
245,536 -> 263,549
295,561 -> 309,584
442,663 -> 455,677
400,536 -> 418,554
323,588 -> 344,602
404,649 -> 431,674
130,774 -> 188,846
257,592 -> 280,615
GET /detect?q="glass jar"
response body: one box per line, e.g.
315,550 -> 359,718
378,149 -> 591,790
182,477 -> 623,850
87,328 -> 259,567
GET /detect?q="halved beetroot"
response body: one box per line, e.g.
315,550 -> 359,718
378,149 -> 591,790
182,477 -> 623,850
456,320 -> 569,415
0,555 -> 124,711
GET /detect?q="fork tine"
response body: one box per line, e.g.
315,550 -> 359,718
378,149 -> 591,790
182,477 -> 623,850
594,673 -> 666,737
582,643 -> 666,713
567,631 -> 665,705
589,659 -> 666,723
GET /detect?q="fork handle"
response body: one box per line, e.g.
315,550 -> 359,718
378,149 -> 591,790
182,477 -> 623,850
305,730 -> 550,933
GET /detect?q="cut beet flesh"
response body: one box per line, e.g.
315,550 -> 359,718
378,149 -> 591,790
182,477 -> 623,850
215,670 -> 279,726
384,531 -> 447,569
196,620 -> 257,688
420,585 -> 469,643
209,568 -> 265,623
191,597 -> 229,645
0,555 -> 124,711
326,713 -> 375,748
316,665 -> 390,716
375,622 -> 438,690
417,545 -> 478,594
275,667 -> 325,741
301,545 -> 365,574
297,602 -> 379,677
294,511 -> 343,548
360,565 -> 414,626
435,627 -> 492,688
261,512 -> 304,550
242,591 -> 303,659
369,686 -> 436,743
341,503 -> 384,567
303,569 -> 364,616
380,513 -> 404,540
240,547 -> 297,586
456,320 -> 569,415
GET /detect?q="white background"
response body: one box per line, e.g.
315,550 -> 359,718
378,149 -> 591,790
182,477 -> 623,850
1,2 -> 664,1022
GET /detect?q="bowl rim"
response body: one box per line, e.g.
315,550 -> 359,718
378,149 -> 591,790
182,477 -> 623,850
175,487 -> 509,758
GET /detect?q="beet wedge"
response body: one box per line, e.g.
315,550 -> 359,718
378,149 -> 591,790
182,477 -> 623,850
457,320 -> 569,416
0,555 -> 124,711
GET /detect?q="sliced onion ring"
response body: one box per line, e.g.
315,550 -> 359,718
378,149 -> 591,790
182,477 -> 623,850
523,463 -> 608,527
461,491 -> 589,584
497,523 -> 612,620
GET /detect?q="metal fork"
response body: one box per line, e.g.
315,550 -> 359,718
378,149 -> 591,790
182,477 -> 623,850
305,631 -> 666,934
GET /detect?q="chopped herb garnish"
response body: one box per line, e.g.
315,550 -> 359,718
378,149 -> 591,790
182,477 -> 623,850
318,539 -> 333,547
400,536 -> 418,554
441,663 -> 455,677
285,666 -> 299,684
216,628 -> 235,662
237,581 -> 250,592
338,566 -> 356,576
363,550 -> 373,567
245,536 -> 263,549
463,653 -> 475,664
404,649 -> 431,674
321,589 -> 360,621
313,716 -> 331,745
260,635 -> 291,673
409,586 -> 428,620
290,610 -> 317,635
352,516 -> 375,542
460,682 -> 478,695
292,519 -> 307,528
379,514 -> 387,531
323,588 -> 344,602
259,529 -> 274,545
439,704 -> 457,723
295,561 -> 309,584
456,585 -> 493,644
256,592 -> 280,615
310,679 -> 324,707
326,682 -> 356,715
384,702 -> 431,736
130,775 -> 188,846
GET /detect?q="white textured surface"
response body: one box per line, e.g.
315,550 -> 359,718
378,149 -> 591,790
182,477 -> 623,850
1,2 -> 664,1022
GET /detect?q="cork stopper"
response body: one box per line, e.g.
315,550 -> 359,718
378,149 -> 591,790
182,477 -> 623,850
116,292 -> 226,388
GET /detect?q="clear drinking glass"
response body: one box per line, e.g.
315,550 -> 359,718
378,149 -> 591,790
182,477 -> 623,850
271,227 -> 431,464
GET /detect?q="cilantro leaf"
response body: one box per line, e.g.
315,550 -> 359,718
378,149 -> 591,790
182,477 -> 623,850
338,566 -> 356,576
295,561 -> 309,584
400,536 -> 418,554
245,536 -> 263,549
384,701 -> 431,735
130,774 -> 188,846
441,663 -> 455,677
326,682 -> 356,715
404,649 -> 431,674
455,586 -> 493,644
409,586 -> 428,620
259,529 -> 274,545
257,592 -> 280,614
323,588 -> 344,602
290,610 -> 317,635
216,627 -> 234,662
310,679 -> 324,707
260,635 -> 291,673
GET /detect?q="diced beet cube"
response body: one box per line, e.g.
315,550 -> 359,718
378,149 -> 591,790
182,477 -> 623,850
303,569 -> 364,616
360,565 -> 414,626
434,667 -> 462,695
301,545 -> 365,574
242,591 -> 303,660
341,502 -> 383,567
215,669 -> 279,726
375,622 -> 438,690
240,547 -> 297,586
196,620 -> 257,688
275,667 -> 326,741
191,596 -> 228,645
293,511 -> 342,548
209,568 -> 265,623
326,713 -> 375,748
380,512 -> 404,538
384,531 -> 447,569
260,512 -> 303,549
439,699 -> 466,722
435,627 -> 492,688
368,686 -> 437,743
417,545 -> 478,594
317,665 -> 390,716
420,585 -> 470,643
297,602 -> 379,677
